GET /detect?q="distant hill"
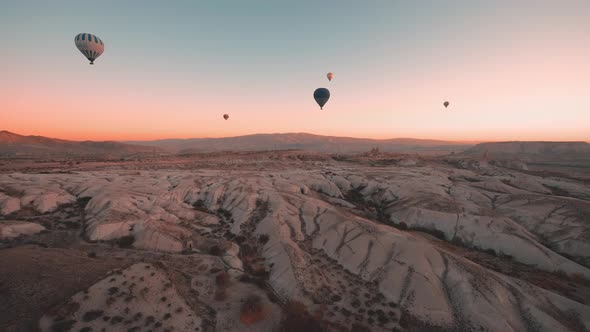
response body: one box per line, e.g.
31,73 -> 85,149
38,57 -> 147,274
461,141 -> 590,163
0,131 -> 159,158
127,133 -> 472,154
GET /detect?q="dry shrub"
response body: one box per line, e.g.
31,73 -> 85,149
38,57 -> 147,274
240,244 -> 256,261
209,245 -> 223,256
82,310 -> 104,322
240,295 -> 267,325
48,300 -> 80,320
258,234 -> 270,244
214,288 -> 228,301
351,323 -> 371,332
214,272 -> 230,301
281,300 -> 324,332
571,272 -> 588,282
50,319 -> 76,332
110,316 -> 124,324
215,271 -> 231,287
106,297 -> 116,306
117,235 -> 135,248
252,265 -> 269,279
237,274 -> 267,289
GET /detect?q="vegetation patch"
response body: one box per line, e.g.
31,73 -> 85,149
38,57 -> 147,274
82,310 -> 104,322
50,319 -> 76,332
240,294 -> 267,325
280,301 -> 328,332
192,199 -> 210,212
116,235 -> 135,248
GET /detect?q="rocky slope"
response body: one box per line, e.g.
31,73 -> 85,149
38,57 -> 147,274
1,156 -> 589,331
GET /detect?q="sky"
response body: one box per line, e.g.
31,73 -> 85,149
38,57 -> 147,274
1,0 -> 589,141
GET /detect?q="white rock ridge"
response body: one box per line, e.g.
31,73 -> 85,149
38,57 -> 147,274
1,163 -> 589,331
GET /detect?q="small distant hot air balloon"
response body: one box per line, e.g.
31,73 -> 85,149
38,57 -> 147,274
314,88 -> 330,110
443,101 -> 450,108
327,72 -> 334,81
75,33 -> 104,65
223,114 -> 229,120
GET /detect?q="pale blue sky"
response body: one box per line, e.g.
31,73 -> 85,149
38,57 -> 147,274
1,1 -> 589,140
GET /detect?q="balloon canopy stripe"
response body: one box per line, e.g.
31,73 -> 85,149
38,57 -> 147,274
75,33 -> 102,44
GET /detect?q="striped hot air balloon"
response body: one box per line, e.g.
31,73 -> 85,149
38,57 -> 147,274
74,33 -> 104,65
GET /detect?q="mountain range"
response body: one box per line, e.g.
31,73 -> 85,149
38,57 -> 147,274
461,141 -> 590,163
126,132 -> 473,154
1,131 -> 471,157
3,130 -> 589,160
0,131 -> 158,158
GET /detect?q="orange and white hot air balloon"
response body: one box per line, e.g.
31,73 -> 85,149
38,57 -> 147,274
74,33 -> 104,65
75,33 -> 104,65
326,72 -> 334,81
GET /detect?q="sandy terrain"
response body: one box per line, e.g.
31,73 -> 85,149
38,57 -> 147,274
0,245 -> 127,332
1,151 -> 589,331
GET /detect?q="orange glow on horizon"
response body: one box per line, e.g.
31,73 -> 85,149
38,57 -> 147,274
1,124 -> 588,144
2,29 -> 588,143
2,1 -> 589,144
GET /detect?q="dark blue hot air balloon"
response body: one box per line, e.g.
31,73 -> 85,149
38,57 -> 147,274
313,88 -> 330,110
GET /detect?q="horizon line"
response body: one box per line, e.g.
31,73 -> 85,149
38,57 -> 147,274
3,130 -> 590,144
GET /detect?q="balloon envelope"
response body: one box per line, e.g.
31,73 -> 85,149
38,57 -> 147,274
313,88 -> 330,109
444,101 -> 450,108
327,72 -> 334,81
223,114 -> 229,120
75,33 -> 104,64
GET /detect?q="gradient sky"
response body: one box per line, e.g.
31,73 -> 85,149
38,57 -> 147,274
1,0 -> 589,141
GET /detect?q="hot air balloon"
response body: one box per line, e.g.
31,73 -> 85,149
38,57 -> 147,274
223,114 -> 229,120
327,72 -> 334,81
443,101 -> 450,108
313,88 -> 330,110
75,33 -> 104,65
